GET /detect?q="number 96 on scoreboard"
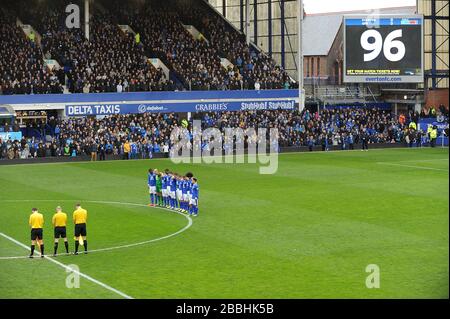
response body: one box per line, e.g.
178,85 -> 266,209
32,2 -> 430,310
343,15 -> 423,83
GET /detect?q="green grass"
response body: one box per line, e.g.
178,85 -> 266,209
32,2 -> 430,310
0,148 -> 448,298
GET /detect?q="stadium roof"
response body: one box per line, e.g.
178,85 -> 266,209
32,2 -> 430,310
302,6 -> 417,56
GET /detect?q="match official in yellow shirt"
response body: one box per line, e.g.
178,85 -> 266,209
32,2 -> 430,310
73,203 -> 88,255
52,206 -> 69,256
29,208 -> 44,258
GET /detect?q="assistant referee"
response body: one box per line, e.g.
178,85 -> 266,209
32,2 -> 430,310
52,206 -> 69,256
73,203 -> 88,255
29,208 -> 44,258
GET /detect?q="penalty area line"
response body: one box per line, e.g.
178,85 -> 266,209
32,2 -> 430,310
0,232 -> 133,299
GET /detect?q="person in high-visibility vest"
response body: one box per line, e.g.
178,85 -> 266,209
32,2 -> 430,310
135,32 -> 140,45
409,121 -> 417,130
430,107 -> 436,117
430,126 -> 438,147
29,31 -> 35,42
427,124 -> 433,139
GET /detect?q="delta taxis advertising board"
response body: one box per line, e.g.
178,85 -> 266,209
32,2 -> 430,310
343,15 -> 423,83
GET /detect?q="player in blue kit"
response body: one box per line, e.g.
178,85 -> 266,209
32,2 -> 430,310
190,178 -> 199,216
147,168 -> 157,206
175,174 -> 183,212
161,171 -> 168,207
169,173 -> 177,209
185,175 -> 193,214
180,176 -> 189,213
165,171 -> 172,209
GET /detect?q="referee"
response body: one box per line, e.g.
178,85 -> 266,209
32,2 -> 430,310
73,203 -> 88,255
52,206 -> 69,256
29,208 -> 44,258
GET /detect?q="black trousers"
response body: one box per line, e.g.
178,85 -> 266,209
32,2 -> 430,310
430,138 -> 436,147
362,140 -> 368,150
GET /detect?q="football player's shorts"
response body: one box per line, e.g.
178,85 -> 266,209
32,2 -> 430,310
54,226 -> 67,238
162,188 -> 167,196
170,190 -> 176,198
31,228 -> 43,240
176,190 -> 183,200
149,186 -> 156,194
189,197 -> 198,206
74,223 -> 87,237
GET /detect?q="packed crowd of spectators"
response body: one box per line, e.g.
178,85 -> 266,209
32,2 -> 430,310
197,108 -> 413,149
182,4 -> 292,90
9,0 -> 170,94
111,0 -> 293,91
1,0 -> 293,95
0,8 -> 63,95
3,107 -> 445,161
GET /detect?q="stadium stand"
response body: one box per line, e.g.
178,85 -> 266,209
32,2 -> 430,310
108,0 -> 293,90
6,0 -> 171,94
0,7 -> 63,95
0,0 -> 448,162
2,108 -> 435,160
0,0 -> 293,94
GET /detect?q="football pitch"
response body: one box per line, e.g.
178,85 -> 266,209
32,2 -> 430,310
0,148 -> 448,299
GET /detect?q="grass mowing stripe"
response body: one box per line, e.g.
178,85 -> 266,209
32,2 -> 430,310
1,146 -> 447,168
0,232 -> 133,299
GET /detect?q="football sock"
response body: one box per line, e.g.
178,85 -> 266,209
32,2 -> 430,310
30,245 -> 35,256
84,240 -> 88,251
75,241 -> 79,253
54,243 -> 58,255
64,241 -> 69,253
40,244 -> 44,255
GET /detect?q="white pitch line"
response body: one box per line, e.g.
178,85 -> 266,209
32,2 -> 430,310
0,231 -> 133,299
0,200 -> 193,259
376,162 -> 449,172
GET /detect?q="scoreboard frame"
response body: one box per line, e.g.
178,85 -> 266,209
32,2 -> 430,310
343,14 -> 424,83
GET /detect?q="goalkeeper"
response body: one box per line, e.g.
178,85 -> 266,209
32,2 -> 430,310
155,170 -> 163,206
